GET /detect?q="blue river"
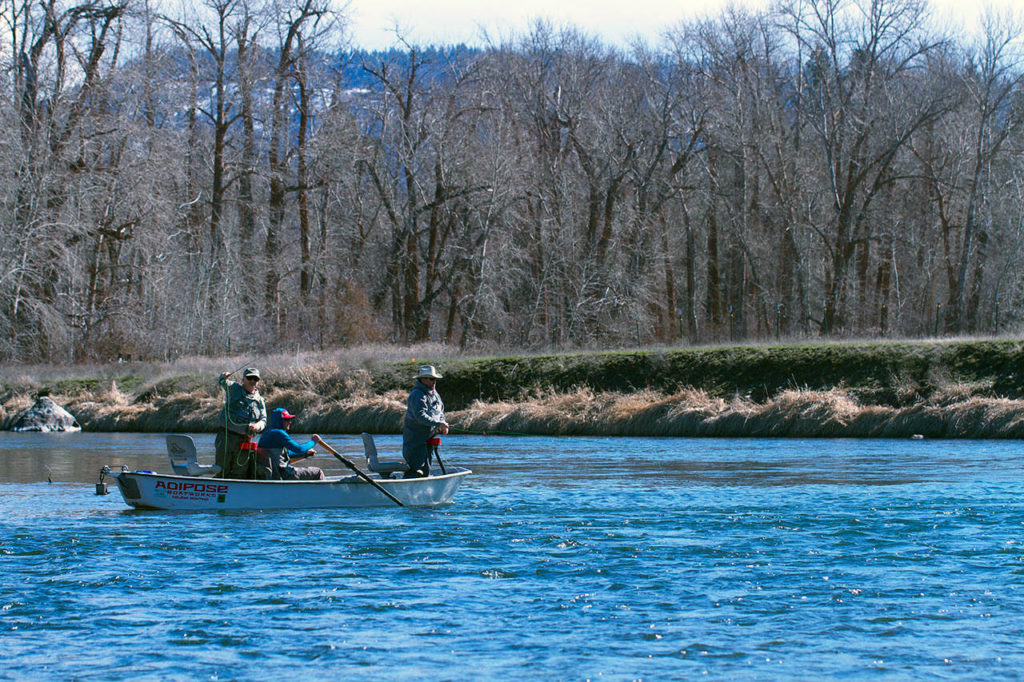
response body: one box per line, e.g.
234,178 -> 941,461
2,432 -> 1024,679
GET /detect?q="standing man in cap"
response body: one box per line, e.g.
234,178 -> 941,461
215,367 -> 267,479
402,365 -> 449,478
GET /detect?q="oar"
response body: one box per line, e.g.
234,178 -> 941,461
429,428 -> 447,474
432,444 -> 447,474
313,436 -> 404,507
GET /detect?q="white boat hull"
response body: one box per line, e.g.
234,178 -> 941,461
112,467 -> 471,510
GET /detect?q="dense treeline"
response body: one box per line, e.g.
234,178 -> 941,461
2,0 -> 1023,362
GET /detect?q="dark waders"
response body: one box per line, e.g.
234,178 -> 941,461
215,431 -> 256,479
238,441 -> 257,478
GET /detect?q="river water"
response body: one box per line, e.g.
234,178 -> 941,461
2,432 -> 1024,679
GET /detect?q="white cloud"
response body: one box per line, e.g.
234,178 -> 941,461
347,0 -> 762,50
346,0 -> 1024,52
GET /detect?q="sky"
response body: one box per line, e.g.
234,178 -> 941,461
346,0 -> 1023,52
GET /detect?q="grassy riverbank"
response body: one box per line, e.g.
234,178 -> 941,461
3,339 -> 1024,438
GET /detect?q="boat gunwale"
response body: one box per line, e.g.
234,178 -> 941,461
117,466 -> 472,486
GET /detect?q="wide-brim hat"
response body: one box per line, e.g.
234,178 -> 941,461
415,365 -> 443,379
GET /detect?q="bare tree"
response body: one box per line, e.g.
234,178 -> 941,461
0,0 -> 129,359
780,0 -> 949,335
264,0 -> 333,333
948,10 -> 1024,332
358,45 -> 491,342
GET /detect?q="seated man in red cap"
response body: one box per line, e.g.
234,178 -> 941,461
256,407 -> 325,480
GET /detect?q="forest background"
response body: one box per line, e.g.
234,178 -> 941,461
2,0 -> 1024,366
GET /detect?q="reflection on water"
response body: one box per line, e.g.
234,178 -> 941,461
0,431 -> 367,484
1,432 -> 1020,489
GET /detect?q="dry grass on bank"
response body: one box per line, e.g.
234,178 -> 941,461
8,381 -> 1024,438
7,384 -> 1024,438
55,385 -> 410,435
4,342 -> 1024,438
451,387 -> 1024,439
71,392 -> 220,432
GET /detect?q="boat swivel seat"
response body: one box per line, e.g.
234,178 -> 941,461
166,434 -> 222,477
361,433 -> 409,478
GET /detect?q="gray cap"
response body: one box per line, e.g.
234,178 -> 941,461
243,367 -> 260,379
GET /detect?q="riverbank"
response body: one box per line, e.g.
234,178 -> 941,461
3,339 -> 1024,438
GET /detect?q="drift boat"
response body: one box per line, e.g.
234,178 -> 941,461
104,468 -> 471,510
99,434 -> 471,510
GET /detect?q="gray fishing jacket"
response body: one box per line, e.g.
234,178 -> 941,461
402,380 -> 445,459
218,377 -> 267,436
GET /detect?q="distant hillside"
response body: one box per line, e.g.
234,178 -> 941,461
338,45 -> 484,91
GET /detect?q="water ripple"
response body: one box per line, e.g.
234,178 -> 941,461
4,436 -> 1024,679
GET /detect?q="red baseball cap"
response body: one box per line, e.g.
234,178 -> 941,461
280,409 -> 296,420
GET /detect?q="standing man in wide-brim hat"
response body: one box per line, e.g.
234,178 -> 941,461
402,365 -> 449,478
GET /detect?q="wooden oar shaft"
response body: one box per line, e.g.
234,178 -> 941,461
314,436 -> 404,507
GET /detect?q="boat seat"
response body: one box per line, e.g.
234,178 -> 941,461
362,433 -> 408,477
166,435 -> 222,477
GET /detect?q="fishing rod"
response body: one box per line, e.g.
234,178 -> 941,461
449,426 -> 533,437
224,359 -> 257,378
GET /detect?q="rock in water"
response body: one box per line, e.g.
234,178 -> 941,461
11,396 -> 82,432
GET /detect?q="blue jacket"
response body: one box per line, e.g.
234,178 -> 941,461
258,408 -> 315,469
